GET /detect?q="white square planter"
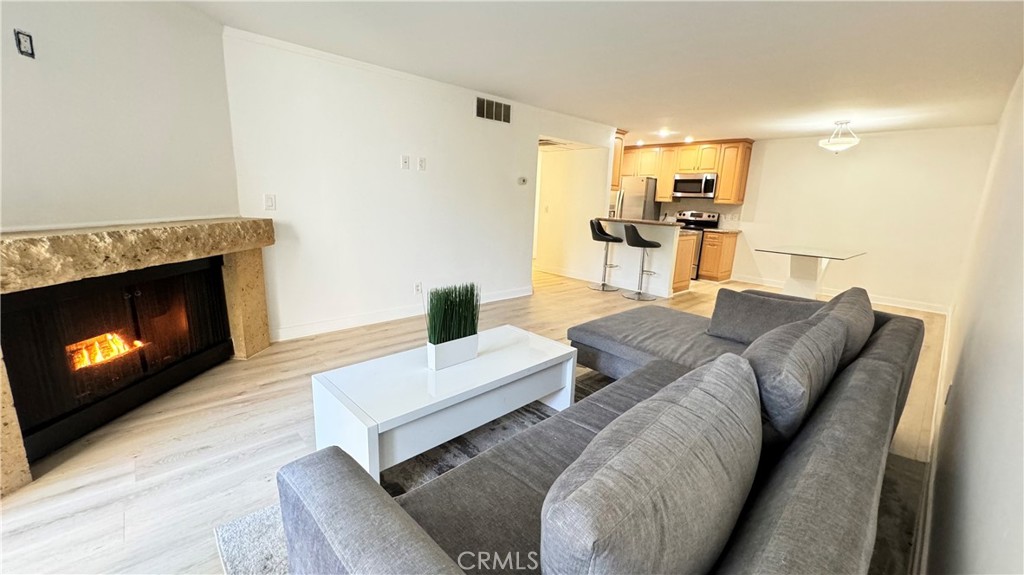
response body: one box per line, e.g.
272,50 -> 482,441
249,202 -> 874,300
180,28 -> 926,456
427,334 -> 479,370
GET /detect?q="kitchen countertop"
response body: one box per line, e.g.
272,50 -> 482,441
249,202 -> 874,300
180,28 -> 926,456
703,229 -> 742,234
597,217 -> 682,228
598,218 -> 702,236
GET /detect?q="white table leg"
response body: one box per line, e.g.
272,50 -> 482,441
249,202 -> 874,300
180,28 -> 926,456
782,255 -> 823,298
539,353 -> 577,411
312,376 -> 381,481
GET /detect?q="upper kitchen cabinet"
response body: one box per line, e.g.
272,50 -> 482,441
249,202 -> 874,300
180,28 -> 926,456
623,137 -> 753,204
637,148 -> 660,176
655,148 -> 677,202
714,141 -> 753,205
611,129 -> 627,192
676,144 -> 720,173
621,148 -> 639,179
697,144 -> 720,171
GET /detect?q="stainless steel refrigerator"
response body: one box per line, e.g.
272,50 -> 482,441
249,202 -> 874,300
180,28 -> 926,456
615,176 -> 659,220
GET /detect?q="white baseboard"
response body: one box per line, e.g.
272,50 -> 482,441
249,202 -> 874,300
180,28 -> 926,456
270,285 -> 534,342
731,274 -> 785,289
533,265 -> 597,284
730,274 -> 951,314
912,306 -> 957,573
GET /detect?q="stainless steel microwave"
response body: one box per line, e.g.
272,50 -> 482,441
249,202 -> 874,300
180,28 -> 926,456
673,173 -> 716,199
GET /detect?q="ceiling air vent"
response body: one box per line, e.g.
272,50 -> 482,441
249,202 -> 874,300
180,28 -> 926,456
476,97 -> 511,124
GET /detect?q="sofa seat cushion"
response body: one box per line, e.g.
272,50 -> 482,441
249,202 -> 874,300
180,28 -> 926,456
811,287 -> 875,367
714,357 -> 903,575
743,315 -> 847,439
567,306 -> 747,372
396,360 -> 691,575
541,354 -> 762,575
707,289 -> 824,344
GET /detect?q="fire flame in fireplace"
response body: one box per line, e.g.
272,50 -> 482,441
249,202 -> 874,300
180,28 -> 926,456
66,333 -> 146,371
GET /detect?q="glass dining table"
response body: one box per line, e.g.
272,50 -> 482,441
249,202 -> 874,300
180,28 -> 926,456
755,246 -> 866,298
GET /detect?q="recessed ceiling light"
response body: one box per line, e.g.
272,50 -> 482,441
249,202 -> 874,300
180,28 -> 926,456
657,128 -> 671,138
683,136 -> 694,144
636,139 -> 645,147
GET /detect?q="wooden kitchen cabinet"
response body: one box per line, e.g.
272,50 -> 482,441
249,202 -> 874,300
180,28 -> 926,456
698,231 -> 738,281
621,149 -> 639,178
697,144 -> 720,171
623,137 -> 753,204
611,129 -> 626,192
676,144 -> 720,173
637,148 -> 660,176
655,148 -> 677,202
714,141 -> 752,205
676,145 -> 699,172
673,233 -> 698,292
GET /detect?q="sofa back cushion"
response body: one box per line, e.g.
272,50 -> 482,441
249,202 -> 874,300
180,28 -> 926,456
540,353 -> 762,575
706,289 -> 824,344
742,315 -> 847,439
811,287 -> 875,367
715,357 -> 904,575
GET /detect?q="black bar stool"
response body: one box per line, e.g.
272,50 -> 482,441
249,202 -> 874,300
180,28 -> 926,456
622,224 -> 661,301
588,219 -> 622,291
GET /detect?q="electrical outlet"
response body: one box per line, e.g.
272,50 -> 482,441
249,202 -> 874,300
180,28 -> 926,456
418,157 -> 427,171
263,194 -> 277,211
414,282 -> 422,295
400,155 -> 411,170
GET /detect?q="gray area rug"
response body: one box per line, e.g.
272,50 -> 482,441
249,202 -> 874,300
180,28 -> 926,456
215,370 -> 925,575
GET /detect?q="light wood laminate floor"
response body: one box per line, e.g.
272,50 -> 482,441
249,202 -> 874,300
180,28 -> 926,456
0,271 -> 945,573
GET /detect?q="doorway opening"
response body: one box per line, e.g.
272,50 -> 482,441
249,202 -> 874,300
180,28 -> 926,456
532,136 -> 610,288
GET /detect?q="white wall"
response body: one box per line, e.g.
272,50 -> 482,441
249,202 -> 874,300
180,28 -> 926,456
1,2 -> 239,231
222,29 -> 613,341
725,126 -> 996,311
924,71 -> 1023,574
534,147 -> 610,280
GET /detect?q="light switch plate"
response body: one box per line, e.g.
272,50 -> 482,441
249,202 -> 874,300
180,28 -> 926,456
400,155 -> 411,170
14,29 -> 34,59
418,157 -> 427,171
263,194 -> 277,211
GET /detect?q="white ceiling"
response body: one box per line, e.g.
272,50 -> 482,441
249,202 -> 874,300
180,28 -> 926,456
193,1 -> 1023,145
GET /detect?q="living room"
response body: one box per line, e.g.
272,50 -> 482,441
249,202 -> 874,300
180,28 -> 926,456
1,2 -> 1021,574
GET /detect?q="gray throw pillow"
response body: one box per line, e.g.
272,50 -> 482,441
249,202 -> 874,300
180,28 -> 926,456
540,354 -> 762,575
742,314 -> 847,439
811,287 -> 875,367
706,289 -> 824,344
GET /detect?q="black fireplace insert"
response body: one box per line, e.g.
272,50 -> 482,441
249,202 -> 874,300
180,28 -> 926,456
1,257 -> 233,461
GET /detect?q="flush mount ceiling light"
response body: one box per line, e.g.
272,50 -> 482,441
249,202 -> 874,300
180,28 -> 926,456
657,128 -> 672,138
819,121 -> 860,153
683,136 -> 694,143
636,139 -> 645,146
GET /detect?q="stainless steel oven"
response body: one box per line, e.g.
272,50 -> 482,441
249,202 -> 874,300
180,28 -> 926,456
672,173 -> 716,199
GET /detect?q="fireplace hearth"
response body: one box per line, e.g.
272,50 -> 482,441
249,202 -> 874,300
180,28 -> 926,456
1,257 -> 233,461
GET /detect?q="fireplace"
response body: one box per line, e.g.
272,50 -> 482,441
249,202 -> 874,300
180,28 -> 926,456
1,257 -> 234,461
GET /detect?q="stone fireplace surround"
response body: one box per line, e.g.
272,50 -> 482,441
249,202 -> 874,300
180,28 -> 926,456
0,217 -> 275,495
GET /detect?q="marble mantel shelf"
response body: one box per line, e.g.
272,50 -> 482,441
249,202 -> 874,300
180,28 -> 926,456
0,217 -> 274,294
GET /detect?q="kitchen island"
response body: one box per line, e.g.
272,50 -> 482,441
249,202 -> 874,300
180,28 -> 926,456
596,218 -> 699,298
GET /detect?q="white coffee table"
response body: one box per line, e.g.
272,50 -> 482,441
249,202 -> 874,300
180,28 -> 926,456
311,325 -> 577,480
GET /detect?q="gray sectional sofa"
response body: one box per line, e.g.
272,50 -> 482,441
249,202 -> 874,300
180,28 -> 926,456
276,288 -> 924,574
